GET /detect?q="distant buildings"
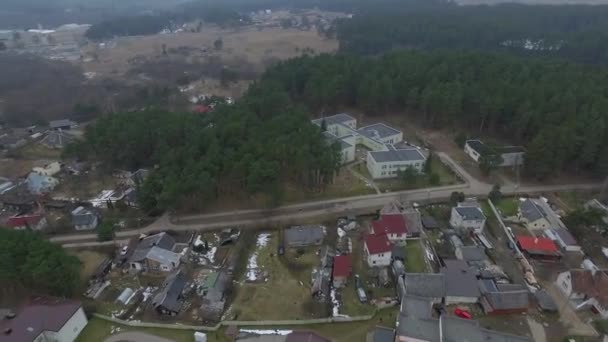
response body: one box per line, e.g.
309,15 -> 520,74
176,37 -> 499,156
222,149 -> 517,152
49,119 -> 77,131
311,113 -> 427,179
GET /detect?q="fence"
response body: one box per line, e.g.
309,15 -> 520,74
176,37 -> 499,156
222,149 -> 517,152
93,312 -> 376,332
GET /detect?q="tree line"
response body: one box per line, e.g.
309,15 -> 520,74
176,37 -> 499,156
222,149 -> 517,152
259,51 -> 608,179
336,4 -> 608,64
0,229 -> 81,297
67,83 -> 341,211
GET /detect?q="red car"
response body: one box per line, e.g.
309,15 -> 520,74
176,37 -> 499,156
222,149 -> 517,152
454,308 -> 472,319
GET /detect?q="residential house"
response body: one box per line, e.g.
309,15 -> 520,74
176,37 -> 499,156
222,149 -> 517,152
332,255 -> 351,288
516,236 -> 561,261
0,297 -> 87,342
478,279 -> 529,315
152,270 -> 187,315
200,270 -> 230,321
363,233 -> 392,267
371,214 -> 408,245
552,228 -> 581,252
0,183 -> 36,211
129,232 -> 181,273
0,133 -> 27,150
421,216 -> 440,230
396,295 -> 532,342
284,225 -> 325,248
26,172 -> 58,194
6,214 -> 47,230
32,162 -> 61,177
464,139 -> 525,167
519,199 -> 551,230
556,269 -> 608,318
455,246 -> 487,265
71,206 -> 98,231
49,119 -> 76,131
366,145 -> 427,179
449,200 -> 486,233
403,207 -> 422,238
401,273 -> 445,303
441,259 -> 481,304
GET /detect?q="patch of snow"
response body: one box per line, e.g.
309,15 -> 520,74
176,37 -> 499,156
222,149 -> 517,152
142,287 -> 155,302
240,329 -> 292,335
246,233 -> 271,281
337,227 -> 346,238
424,246 -> 435,262
194,235 -> 204,246
204,247 -> 217,263
330,288 -> 340,316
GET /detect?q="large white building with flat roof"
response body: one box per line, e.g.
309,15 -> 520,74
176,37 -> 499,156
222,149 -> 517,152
312,113 -> 427,179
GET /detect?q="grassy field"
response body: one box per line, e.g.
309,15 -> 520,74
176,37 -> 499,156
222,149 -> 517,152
404,241 -> 428,273
14,143 -> 62,159
69,250 -> 109,284
494,197 -> 519,217
229,233 -> 326,320
76,317 -> 210,342
284,168 -> 375,203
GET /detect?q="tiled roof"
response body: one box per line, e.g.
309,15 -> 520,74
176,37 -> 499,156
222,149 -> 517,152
333,255 -> 351,278
372,214 -> 407,235
516,236 -> 559,254
570,269 -> 608,307
364,233 -> 392,254
6,214 -> 44,227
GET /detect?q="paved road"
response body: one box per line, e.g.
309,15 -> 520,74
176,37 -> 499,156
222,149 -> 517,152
104,332 -> 175,342
52,153 -> 602,245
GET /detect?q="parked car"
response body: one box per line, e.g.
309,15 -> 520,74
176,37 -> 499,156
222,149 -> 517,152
120,246 -> 129,256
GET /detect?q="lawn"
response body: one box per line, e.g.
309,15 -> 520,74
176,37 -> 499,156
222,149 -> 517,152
14,143 -> 63,159
69,250 -> 109,283
229,233 -> 326,320
404,241 -> 428,273
283,168 -> 375,203
494,197 -> 519,217
75,317 -> 207,342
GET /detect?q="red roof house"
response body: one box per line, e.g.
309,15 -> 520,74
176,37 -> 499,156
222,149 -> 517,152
333,255 -> 351,288
6,214 -> 47,231
516,235 -> 561,260
364,234 -> 392,267
371,214 -> 408,243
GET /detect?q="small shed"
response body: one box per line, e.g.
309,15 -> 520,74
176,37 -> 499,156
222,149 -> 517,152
421,216 -> 440,230
284,225 -> 325,248
332,255 -> 351,288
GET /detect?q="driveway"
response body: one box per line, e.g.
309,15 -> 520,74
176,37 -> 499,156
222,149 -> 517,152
104,332 -> 175,342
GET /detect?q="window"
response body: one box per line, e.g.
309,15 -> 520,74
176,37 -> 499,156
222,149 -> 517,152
415,163 -> 420,167
373,260 -> 376,264
381,171 -> 386,176
382,165 -> 387,169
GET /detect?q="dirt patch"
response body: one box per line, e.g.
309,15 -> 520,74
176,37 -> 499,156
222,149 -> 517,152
70,250 -> 109,282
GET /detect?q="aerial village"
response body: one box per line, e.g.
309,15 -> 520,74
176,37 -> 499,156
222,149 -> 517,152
1,113 -> 608,342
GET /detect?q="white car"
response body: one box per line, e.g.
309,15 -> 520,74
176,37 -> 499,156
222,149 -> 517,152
120,246 -> 128,256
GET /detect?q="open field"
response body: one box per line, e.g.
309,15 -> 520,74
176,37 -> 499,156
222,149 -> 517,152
229,233 -> 327,320
494,197 -> 519,217
13,143 -> 63,160
53,169 -> 121,200
70,250 -> 108,283
284,168 -> 376,204
404,241 -> 428,273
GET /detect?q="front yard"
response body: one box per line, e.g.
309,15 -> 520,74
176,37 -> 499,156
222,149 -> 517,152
404,241 -> 429,273
494,197 -> 519,217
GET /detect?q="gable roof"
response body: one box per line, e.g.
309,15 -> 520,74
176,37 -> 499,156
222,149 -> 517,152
519,199 -> 546,223
516,236 -> 559,255
403,273 -> 446,298
553,228 -> 578,246
454,206 -> 486,221
372,214 -> 408,235
441,259 -> 481,299
479,280 -> 529,311
285,331 -> 331,342
71,207 -> 97,226
0,297 -> 82,342
6,214 -> 44,227
152,270 -> 187,313
569,269 -> 608,307
333,255 -> 351,278
403,208 -> 422,235
364,233 -> 392,254
40,131 -> 74,148
129,232 -> 178,264
421,216 -> 440,229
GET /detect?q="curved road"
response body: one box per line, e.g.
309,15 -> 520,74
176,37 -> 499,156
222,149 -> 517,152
52,153 -> 601,245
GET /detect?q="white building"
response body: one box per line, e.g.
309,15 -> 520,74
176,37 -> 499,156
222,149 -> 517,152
366,145 -> 426,179
450,201 -> 486,234
0,297 -> 88,342
32,162 -> 62,177
363,233 -> 392,267
556,269 -> 608,319
312,113 -> 427,179
464,139 -> 525,167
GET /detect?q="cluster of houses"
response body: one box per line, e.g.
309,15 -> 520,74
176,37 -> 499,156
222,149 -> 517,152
0,165 -> 149,232
0,119 -> 79,153
311,113 -> 428,179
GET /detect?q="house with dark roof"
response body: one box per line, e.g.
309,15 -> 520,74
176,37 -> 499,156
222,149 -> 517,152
200,270 -> 230,321
396,295 -> 531,342
516,236 -> 561,261
127,169 -> 149,186
284,225 -> 325,248
479,279 -> 529,315
0,183 -> 36,211
0,297 -> 87,342
71,206 -> 98,231
556,269 -> 608,318
6,213 -> 47,230
421,216 -> 440,230
552,228 -> 581,252
403,207 -> 422,238
371,214 -> 408,245
129,232 -> 181,273
49,119 -> 76,131
449,200 -> 486,233
332,255 -> 351,288
401,273 -> 445,303
455,246 -> 487,264
464,139 -> 525,167
519,199 -> 551,231
441,260 -> 481,304
364,233 -> 392,267
152,270 -> 188,315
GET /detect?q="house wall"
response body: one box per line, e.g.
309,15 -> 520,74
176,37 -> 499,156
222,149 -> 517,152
464,142 -> 481,163
449,209 -> 485,233
366,154 -> 425,180
53,307 -> 88,342
364,244 -> 391,267
555,271 -> 581,299
146,258 -> 179,272
520,214 -> 551,231
387,232 -> 407,245
445,296 -> 478,305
